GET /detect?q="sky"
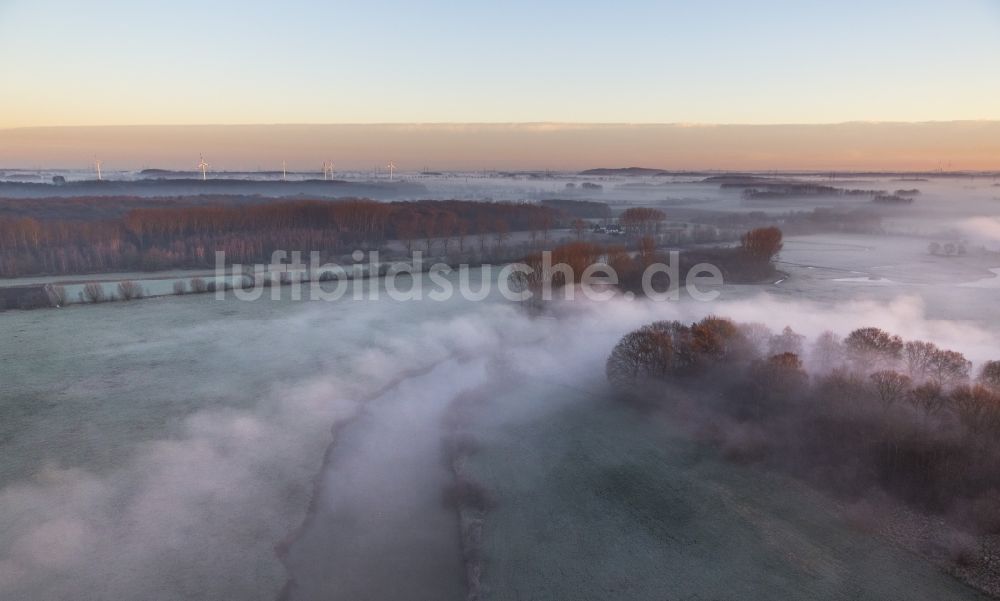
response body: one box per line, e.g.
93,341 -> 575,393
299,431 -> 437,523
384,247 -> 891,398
1,0 -> 999,169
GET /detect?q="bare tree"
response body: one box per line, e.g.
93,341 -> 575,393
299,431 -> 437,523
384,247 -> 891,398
190,277 -> 208,293
493,219 -> 509,251
541,213 -> 554,240
455,218 -> 470,253
768,326 -> 805,357
397,214 -> 420,254
528,214 -> 541,245
476,219 -> 491,255
173,280 -> 188,295
907,381 -> 946,419
870,370 -> 912,409
904,340 -> 938,381
738,322 -> 773,357
422,212 -> 438,254
979,360 -> 1000,391
926,348 -> 971,387
950,385 -> 1000,434
437,211 -> 457,254
811,331 -> 845,372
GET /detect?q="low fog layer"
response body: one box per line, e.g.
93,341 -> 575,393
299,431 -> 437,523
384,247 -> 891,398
1,273 -> 998,599
1,170 -> 999,598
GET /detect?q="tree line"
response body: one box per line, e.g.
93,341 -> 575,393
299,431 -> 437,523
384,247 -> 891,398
0,199 -> 559,276
508,227 -> 784,299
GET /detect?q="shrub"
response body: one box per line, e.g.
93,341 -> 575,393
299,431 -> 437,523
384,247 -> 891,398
117,280 -> 144,301
81,282 -> 106,303
45,284 -> 68,307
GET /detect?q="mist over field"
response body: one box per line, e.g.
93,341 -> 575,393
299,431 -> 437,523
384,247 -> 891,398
5,0 -> 1000,597
0,169 -> 998,600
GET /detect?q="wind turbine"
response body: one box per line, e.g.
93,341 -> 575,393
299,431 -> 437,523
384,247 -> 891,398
282,160 -> 287,182
322,160 -> 334,180
198,155 -> 210,181
387,161 -> 396,181
93,157 -> 103,181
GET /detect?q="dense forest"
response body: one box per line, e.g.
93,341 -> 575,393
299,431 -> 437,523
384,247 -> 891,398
607,316 -> 1000,564
0,199 -> 559,276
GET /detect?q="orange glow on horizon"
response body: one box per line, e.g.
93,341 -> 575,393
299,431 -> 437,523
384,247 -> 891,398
1,122 -> 998,172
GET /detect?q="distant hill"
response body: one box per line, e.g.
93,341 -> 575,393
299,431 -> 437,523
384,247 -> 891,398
579,167 -> 714,177
140,168 -> 307,177
579,167 -> 670,176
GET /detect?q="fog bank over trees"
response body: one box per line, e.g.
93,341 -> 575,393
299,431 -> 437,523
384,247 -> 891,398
608,315 -> 1000,586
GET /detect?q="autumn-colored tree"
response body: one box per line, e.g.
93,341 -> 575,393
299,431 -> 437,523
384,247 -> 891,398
518,241 -> 605,292
691,316 -> 750,360
0,199 -> 558,277
636,236 -> 658,266
619,207 -> 666,236
604,244 -> 637,289
844,327 -> 903,372
606,322 -> 676,388
739,227 -> 784,263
